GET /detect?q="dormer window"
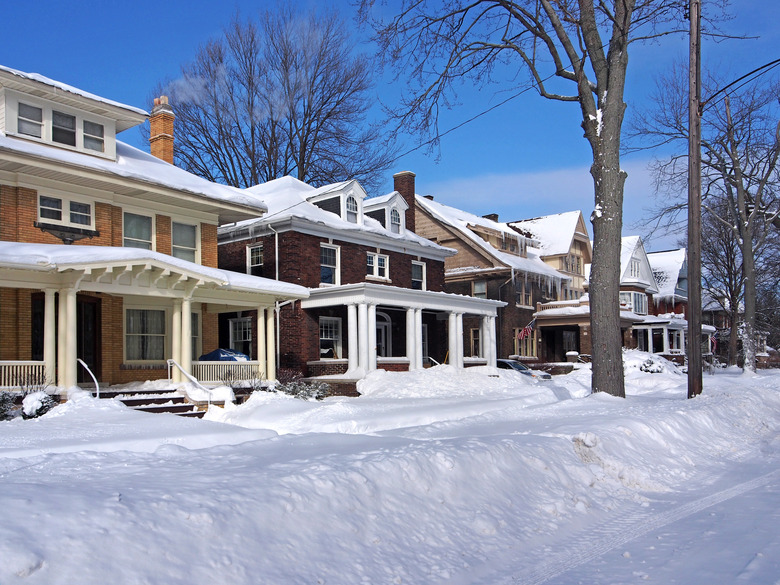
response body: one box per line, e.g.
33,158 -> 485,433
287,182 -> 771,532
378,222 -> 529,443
630,258 -> 641,279
83,120 -> 105,152
8,92 -> 115,159
346,196 -> 358,223
52,111 -> 76,146
18,103 -> 43,138
390,209 -> 401,233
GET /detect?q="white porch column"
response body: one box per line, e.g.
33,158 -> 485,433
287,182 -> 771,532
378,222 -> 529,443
266,307 -> 275,381
257,308 -> 267,379
448,312 -> 458,366
414,309 -> 423,369
347,304 -> 359,372
406,308 -> 416,370
181,297 -> 192,376
171,299 -> 182,383
358,303 -> 369,371
57,290 -> 67,387
63,288 -> 77,388
43,289 -> 56,386
662,326 -> 670,354
487,315 -> 497,366
367,304 -> 377,371
479,316 -> 487,359
647,329 -> 654,354
455,312 -> 464,368
680,328 -> 686,353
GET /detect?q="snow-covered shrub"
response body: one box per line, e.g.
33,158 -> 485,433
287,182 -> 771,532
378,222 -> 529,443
0,391 -> 18,421
275,379 -> 330,401
220,369 -> 265,393
21,391 -> 57,419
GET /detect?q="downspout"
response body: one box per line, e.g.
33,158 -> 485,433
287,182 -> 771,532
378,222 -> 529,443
268,224 -> 280,281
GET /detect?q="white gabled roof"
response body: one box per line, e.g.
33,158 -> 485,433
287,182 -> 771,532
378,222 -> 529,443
416,195 -> 566,281
509,211 -> 587,257
620,236 -> 659,293
647,248 -> 687,300
221,176 -> 452,259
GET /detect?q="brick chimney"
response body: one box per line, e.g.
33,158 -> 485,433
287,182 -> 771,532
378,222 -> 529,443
482,213 -> 499,222
150,96 -> 175,164
393,170 -> 416,233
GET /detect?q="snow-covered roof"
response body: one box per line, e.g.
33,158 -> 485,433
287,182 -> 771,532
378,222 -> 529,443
647,248 -> 687,300
619,236 -> 659,294
0,241 -> 308,299
0,133 -> 268,221
221,176 -> 452,259
416,195 -> 567,281
509,211 -> 587,257
0,65 -> 148,132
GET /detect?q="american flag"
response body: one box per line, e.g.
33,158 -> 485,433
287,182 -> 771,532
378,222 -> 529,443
518,318 -> 536,340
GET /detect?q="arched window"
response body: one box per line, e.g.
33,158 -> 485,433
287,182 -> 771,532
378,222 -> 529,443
390,208 -> 401,233
346,196 -> 358,223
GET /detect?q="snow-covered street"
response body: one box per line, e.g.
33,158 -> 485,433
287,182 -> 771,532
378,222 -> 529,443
1,353 -> 778,584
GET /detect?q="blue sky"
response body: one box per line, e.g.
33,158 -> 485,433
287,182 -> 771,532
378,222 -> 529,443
4,1 -> 778,251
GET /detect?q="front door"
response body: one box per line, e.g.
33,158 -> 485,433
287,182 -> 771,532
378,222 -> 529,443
376,312 -> 391,357
77,296 -> 101,384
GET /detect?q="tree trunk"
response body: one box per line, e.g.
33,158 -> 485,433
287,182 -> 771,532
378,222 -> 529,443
589,155 -> 627,397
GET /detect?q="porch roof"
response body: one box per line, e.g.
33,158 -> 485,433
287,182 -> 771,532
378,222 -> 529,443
0,242 -> 308,306
301,282 -> 505,316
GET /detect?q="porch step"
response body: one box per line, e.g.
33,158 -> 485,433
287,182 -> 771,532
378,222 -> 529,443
93,388 -> 205,418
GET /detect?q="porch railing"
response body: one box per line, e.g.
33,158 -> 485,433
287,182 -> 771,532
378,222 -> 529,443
189,361 -> 264,384
0,361 -> 46,389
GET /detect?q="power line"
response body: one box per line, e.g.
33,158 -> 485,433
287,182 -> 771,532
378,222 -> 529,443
701,58 -> 780,111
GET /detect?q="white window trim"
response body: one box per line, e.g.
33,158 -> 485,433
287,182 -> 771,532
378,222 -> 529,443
411,260 -> 426,291
123,211 -> 155,251
38,193 -> 96,230
319,316 -> 343,359
172,221 -> 200,264
390,208 -> 403,234
320,243 -> 341,286
246,244 -> 264,276
366,252 -> 390,280
5,90 -> 116,159
123,306 -> 168,364
229,316 -> 253,359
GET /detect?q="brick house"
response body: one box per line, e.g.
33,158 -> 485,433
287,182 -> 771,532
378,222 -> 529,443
218,171 -> 504,380
0,65 -> 307,394
414,196 -> 567,363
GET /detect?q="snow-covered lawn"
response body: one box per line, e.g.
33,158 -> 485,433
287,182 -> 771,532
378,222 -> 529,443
1,352 -> 778,584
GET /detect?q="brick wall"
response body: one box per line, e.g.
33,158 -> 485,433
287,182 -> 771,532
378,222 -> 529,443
201,224 -> 218,268
156,215 -> 172,255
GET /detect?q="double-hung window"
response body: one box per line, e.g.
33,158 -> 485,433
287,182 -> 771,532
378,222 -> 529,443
125,309 -> 166,361
247,245 -> 264,277
320,244 -> 339,285
390,209 -> 401,233
367,252 -> 389,279
172,222 -> 198,262
229,317 -> 253,358
52,110 -> 76,147
83,120 -> 105,152
473,280 -> 487,299
345,196 -> 358,223
319,317 -> 342,359
38,195 -> 93,229
411,261 -> 426,290
18,103 -> 43,138
124,212 -> 153,249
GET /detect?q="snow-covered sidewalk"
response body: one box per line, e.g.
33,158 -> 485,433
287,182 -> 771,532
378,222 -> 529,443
1,356 -> 778,584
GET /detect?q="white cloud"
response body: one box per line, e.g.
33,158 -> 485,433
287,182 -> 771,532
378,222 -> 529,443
418,159 -> 682,250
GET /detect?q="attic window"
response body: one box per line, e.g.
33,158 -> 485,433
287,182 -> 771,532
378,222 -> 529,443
630,259 -> 641,279
18,103 -> 43,138
83,120 -> 105,152
390,209 -> 401,233
346,196 -> 358,223
52,111 -> 77,147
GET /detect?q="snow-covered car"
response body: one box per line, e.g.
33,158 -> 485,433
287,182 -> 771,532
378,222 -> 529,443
496,359 -> 552,380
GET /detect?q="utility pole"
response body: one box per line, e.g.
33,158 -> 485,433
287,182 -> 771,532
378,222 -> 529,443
687,0 -> 703,398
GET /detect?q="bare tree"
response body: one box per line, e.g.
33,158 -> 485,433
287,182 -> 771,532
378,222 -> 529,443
159,8 -> 396,191
359,0 -> 728,396
634,68 -> 780,371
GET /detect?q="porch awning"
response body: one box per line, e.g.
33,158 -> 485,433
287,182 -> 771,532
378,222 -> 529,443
0,241 -> 308,307
301,282 -> 505,316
